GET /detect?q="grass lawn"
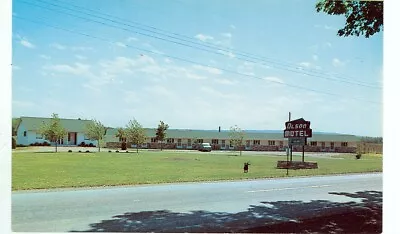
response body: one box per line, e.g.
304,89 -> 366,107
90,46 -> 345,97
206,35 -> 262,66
12,150 -> 382,191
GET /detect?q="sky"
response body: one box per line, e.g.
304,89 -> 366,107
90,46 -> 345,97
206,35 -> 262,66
11,0 -> 383,137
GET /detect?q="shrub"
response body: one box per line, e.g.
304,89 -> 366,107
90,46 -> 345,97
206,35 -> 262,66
121,142 -> 127,150
356,153 -> 362,159
126,151 -> 129,153
86,150 -> 90,153
12,137 -> 16,149
43,141 -> 50,146
79,142 -> 86,147
16,144 -> 26,147
116,150 -> 119,153
108,150 -> 112,153
89,143 -> 94,147
78,150 -> 82,153
68,150 -> 72,153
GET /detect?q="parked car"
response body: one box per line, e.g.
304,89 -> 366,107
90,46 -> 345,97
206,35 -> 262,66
199,143 -> 212,152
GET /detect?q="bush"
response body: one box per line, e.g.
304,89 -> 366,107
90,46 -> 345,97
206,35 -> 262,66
79,142 -> 86,147
108,150 -> 112,153
126,151 -> 129,153
86,150 -> 90,153
16,144 -> 26,147
12,137 -> 16,149
78,150 -> 82,153
43,141 -> 50,146
89,143 -> 94,147
356,154 -> 362,159
68,150 -> 72,153
121,142 -> 127,150
116,150 -> 119,153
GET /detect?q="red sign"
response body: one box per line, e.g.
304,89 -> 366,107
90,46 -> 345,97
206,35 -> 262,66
284,118 -> 312,138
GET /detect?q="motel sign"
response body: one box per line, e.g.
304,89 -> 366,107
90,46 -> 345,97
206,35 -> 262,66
284,118 -> 312,138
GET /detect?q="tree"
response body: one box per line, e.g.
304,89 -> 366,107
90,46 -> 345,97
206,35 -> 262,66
39,113 -> 67,153
229,125 -> 246,156
85,119 -> 106,152
125,119 -> 147,153
12,118 -> 21,136
115,127 -> 126,142
316,0 -> 383,38
155,121 -> 169,151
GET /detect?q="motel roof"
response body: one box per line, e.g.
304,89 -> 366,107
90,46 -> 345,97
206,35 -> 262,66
105,128 -> 361,142
18,117 -> 94,133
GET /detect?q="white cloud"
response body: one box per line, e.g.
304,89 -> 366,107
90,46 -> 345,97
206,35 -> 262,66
325,42 -> 332,48
115,42 -> 127,48
195,34 -> 214,42
214,78 -> 236,85
312,55 -> 318,61
263,76 -> 285,84
20,39 -> 35,48
127,37 -> 138,42
230,24 -> 236,29
39,54 -> 51,60
50,43 -> 66,50
75,55 -> 87,60
332,58 -> 346,67
12,65 -> 21,70
299,62 -> 311,68
192,65 -> 222,75
43,63 -> 92,76
221,33 -> 232,38
217,50 -> 235,58
71,46 -> 94,51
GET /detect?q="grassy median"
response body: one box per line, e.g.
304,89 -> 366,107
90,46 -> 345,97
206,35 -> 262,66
12,150 -> 382,191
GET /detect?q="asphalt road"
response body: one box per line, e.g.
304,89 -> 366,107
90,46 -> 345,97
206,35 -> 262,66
12,173 -> 382,232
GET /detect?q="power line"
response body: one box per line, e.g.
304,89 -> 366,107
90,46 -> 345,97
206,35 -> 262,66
13,15 -> 381,105
46,0 -> 381,87
17,0 -> 382,89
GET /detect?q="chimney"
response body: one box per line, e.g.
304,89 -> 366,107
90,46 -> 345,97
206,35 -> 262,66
219,126 -> 221,132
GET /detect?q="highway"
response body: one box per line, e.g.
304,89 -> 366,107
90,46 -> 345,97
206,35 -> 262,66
12,173 -> 382,232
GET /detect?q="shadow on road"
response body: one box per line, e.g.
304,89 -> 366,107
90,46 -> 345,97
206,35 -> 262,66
71,190 -> 382,233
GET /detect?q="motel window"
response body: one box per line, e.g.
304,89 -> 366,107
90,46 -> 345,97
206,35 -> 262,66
221,140 -> 226,147
341,142 -> 348,147
187,139 -> 192,145
23,131 -> 27,137
84,135 -> 90,140
279,141 -> 283,146
177,139 -> 182,146
167,138 -> 174,143
321,142 -> 325,147
36,134 -> 43,139
310,141 -> 317,146
197,139 -> 204,144
211,139 -> 219,144
151,138 -> 157,143
246,140 -> 250,147
119,137 -> 127,142
229,141 -> 233,147
268,140 -> 275,146
253,140 -> 260,145
330,142 -> 335,149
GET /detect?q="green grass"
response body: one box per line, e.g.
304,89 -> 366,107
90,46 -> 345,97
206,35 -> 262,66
12,151 -> 382,191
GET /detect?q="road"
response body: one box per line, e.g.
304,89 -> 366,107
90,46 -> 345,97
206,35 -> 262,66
12,173 -> 382,232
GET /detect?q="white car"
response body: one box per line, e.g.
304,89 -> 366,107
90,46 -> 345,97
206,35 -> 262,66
199,143 -> 212,152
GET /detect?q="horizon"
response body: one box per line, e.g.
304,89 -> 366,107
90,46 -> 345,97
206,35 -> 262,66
12,0 -> 382,137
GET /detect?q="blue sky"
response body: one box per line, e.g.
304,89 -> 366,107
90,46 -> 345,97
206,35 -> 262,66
11,0 -> 383,137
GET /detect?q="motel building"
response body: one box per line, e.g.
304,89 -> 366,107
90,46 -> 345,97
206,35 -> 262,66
16,117 -> 97,146
104,128 -> 360,153
15,116 -> 359,153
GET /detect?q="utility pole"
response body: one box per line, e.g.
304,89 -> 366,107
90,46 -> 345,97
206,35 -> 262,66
287,112 -> 291,176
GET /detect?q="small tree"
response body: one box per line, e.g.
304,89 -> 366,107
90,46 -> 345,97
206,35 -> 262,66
115,127 -> 126,142
229,125 -> 246,156
85,119 -> 106,152
39,113 -> 67,152
125,119 -> 147,153
155,121 -> 169,151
